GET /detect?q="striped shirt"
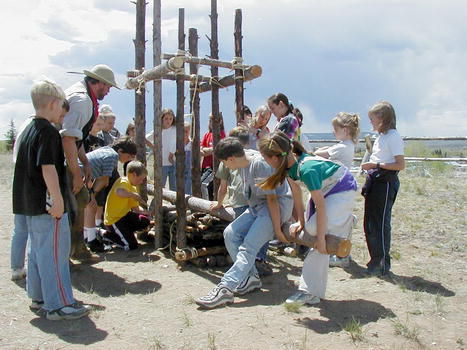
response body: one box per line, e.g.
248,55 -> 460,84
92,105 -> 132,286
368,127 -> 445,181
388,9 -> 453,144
86,146 -> 119,179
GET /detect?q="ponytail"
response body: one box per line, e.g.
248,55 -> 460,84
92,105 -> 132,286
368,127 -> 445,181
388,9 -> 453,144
258,131 -> 309,190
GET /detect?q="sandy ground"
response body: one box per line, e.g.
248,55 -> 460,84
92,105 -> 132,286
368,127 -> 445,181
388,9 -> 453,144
0,153 -> 466,350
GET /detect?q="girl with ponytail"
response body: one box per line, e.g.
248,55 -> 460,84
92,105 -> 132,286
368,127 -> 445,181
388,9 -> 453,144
259,131 -> 357,305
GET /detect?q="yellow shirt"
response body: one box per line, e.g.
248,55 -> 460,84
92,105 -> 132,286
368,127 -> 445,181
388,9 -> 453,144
104,177 -> 139,225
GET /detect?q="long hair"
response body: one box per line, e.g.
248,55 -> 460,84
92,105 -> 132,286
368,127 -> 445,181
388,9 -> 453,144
267,93 -> 294,116
368,101 -> 396,133
160,108 -> 176,127
332,112 -> 360,144
258,131 -> 308,190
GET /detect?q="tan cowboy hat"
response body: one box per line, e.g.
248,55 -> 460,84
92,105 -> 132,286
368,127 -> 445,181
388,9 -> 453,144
83,64 -> 120,89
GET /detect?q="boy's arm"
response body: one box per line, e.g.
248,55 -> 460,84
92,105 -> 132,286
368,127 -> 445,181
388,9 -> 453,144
62,136 -> 83,194
266,194 -> 288,243
310,189 -> 327,254
78,144 -> 92,184
116,187 -> 146,207
287,178 -> 305,237
42,165 -> 64,219
210,179 -> 228,210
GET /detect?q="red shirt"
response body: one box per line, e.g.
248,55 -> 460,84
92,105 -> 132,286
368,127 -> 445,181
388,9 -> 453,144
201,130 -> 226,169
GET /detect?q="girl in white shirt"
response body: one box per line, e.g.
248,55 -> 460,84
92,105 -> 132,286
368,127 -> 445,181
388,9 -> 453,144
361,101 -> 405,276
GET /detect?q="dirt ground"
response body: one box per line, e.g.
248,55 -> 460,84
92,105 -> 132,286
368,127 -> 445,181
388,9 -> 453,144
0,153 -> 466,350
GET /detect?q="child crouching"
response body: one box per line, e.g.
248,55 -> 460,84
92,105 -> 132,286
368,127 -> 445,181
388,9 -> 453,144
102,161 -> 150,250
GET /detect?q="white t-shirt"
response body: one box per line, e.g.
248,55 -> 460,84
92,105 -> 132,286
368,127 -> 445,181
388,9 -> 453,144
370,129 -> 404,164
327,139 -> 355,169
146,126 -> 177,166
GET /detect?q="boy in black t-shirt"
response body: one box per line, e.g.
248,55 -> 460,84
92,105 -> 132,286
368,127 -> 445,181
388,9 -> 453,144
12,80 -> 90,320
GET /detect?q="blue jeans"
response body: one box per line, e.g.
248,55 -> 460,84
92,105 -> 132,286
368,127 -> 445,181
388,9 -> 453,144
162,165 -> 176,191
221,200 -> 293,290
26,214 -> 75,311
11,214 -> 28,270
233,206 -> 268,261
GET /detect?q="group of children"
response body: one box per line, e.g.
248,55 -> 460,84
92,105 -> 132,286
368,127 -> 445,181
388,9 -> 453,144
11,80 -> 151,320
195,98 -> 405,309
12,80 -> 405,317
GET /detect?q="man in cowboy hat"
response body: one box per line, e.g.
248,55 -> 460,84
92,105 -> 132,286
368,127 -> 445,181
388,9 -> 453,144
61,64 -> 119,260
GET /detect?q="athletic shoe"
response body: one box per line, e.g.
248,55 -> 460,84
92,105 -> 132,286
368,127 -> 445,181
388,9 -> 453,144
195,285 -> 234,309
329,255 -> 351,268
86,239 -> 107,253
46,303 -> 90,321
255,259 -> 273,277
11,268 -> 26,281
268,239 -> 286,251
234,274 -> 262,295
286,291 -> 320,305
29,300 -> 44,312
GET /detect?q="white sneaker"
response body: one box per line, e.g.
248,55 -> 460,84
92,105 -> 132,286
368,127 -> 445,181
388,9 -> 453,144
234,274 -> 262,295
286,291 -> 320,305
46,303 -> 91,321
11,268 -> 26,281
329,255 -> 351,268
195,285 -> 234,309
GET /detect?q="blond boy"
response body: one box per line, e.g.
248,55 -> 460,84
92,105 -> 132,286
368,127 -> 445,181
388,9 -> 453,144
12,80 -> 90,320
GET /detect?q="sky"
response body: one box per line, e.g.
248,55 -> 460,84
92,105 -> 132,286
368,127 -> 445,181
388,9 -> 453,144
1,0 -> 467,139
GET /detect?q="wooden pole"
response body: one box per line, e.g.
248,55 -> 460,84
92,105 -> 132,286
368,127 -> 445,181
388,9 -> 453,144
134,0 -> 147,200
152,0 -> 163,248
198,65 -> 262,93
176,8 -> 187,249
234,9 -> 244,125
162,53 -> 246,69
189,28 -> 202,198
210,0 -> 221,198
125,57 -> 185,90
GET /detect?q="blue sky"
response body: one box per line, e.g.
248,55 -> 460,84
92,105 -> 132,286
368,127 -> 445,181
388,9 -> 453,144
1,0 -> 467,139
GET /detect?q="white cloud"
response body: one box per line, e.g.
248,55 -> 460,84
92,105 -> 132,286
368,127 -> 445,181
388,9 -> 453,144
1,0 -> 467,139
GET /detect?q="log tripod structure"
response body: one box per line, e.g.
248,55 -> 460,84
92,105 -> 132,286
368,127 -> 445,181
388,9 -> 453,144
126,0 -> 262,258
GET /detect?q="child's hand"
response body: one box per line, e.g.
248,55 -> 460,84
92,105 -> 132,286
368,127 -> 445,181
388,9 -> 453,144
210,201 -> 223,211
361,162 -> 376,171
314,235 -> 327,254
289,222 -> 303,239
48,199 -> 64,219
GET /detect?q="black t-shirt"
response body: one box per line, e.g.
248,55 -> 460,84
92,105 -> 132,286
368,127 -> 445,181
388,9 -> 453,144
13,117 -> 67,216
83,134 -> 105,153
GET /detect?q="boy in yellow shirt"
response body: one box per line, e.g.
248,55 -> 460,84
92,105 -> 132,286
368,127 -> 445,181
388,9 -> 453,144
102,161 -> 149,250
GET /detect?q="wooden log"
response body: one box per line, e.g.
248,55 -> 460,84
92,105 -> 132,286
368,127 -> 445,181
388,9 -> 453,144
210,0 -> 221,199
234,9 -> 244,124
160,72 -> 211,83
152,0 -> 164,249
189,28 -> 202,198
282,222 -> 352,258
198,65 -> 262,93
125,56 -> 185,90
175,246 -> 227,261
133,0 -> 147,201
162,54 -> 246,70
175,8 -> 187,249
160,188 -> 236,222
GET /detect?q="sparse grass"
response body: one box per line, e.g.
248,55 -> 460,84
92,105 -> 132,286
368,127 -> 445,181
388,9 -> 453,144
181,311 -> 192,327
343,317 -> 364,342
391,249 -> 401,261
147,336 -> 165,350
415,186 -> 427,196
457,338 -> 464,346
283,302 -> 302,313
183,294 -> 195,305
391,317 -> 420,343
207,333 -> 217,350
433,294 -> 446,316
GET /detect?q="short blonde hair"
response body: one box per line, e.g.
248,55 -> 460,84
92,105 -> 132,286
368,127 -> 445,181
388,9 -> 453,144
30,80 -> 65,110
126,160 -> 147,176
